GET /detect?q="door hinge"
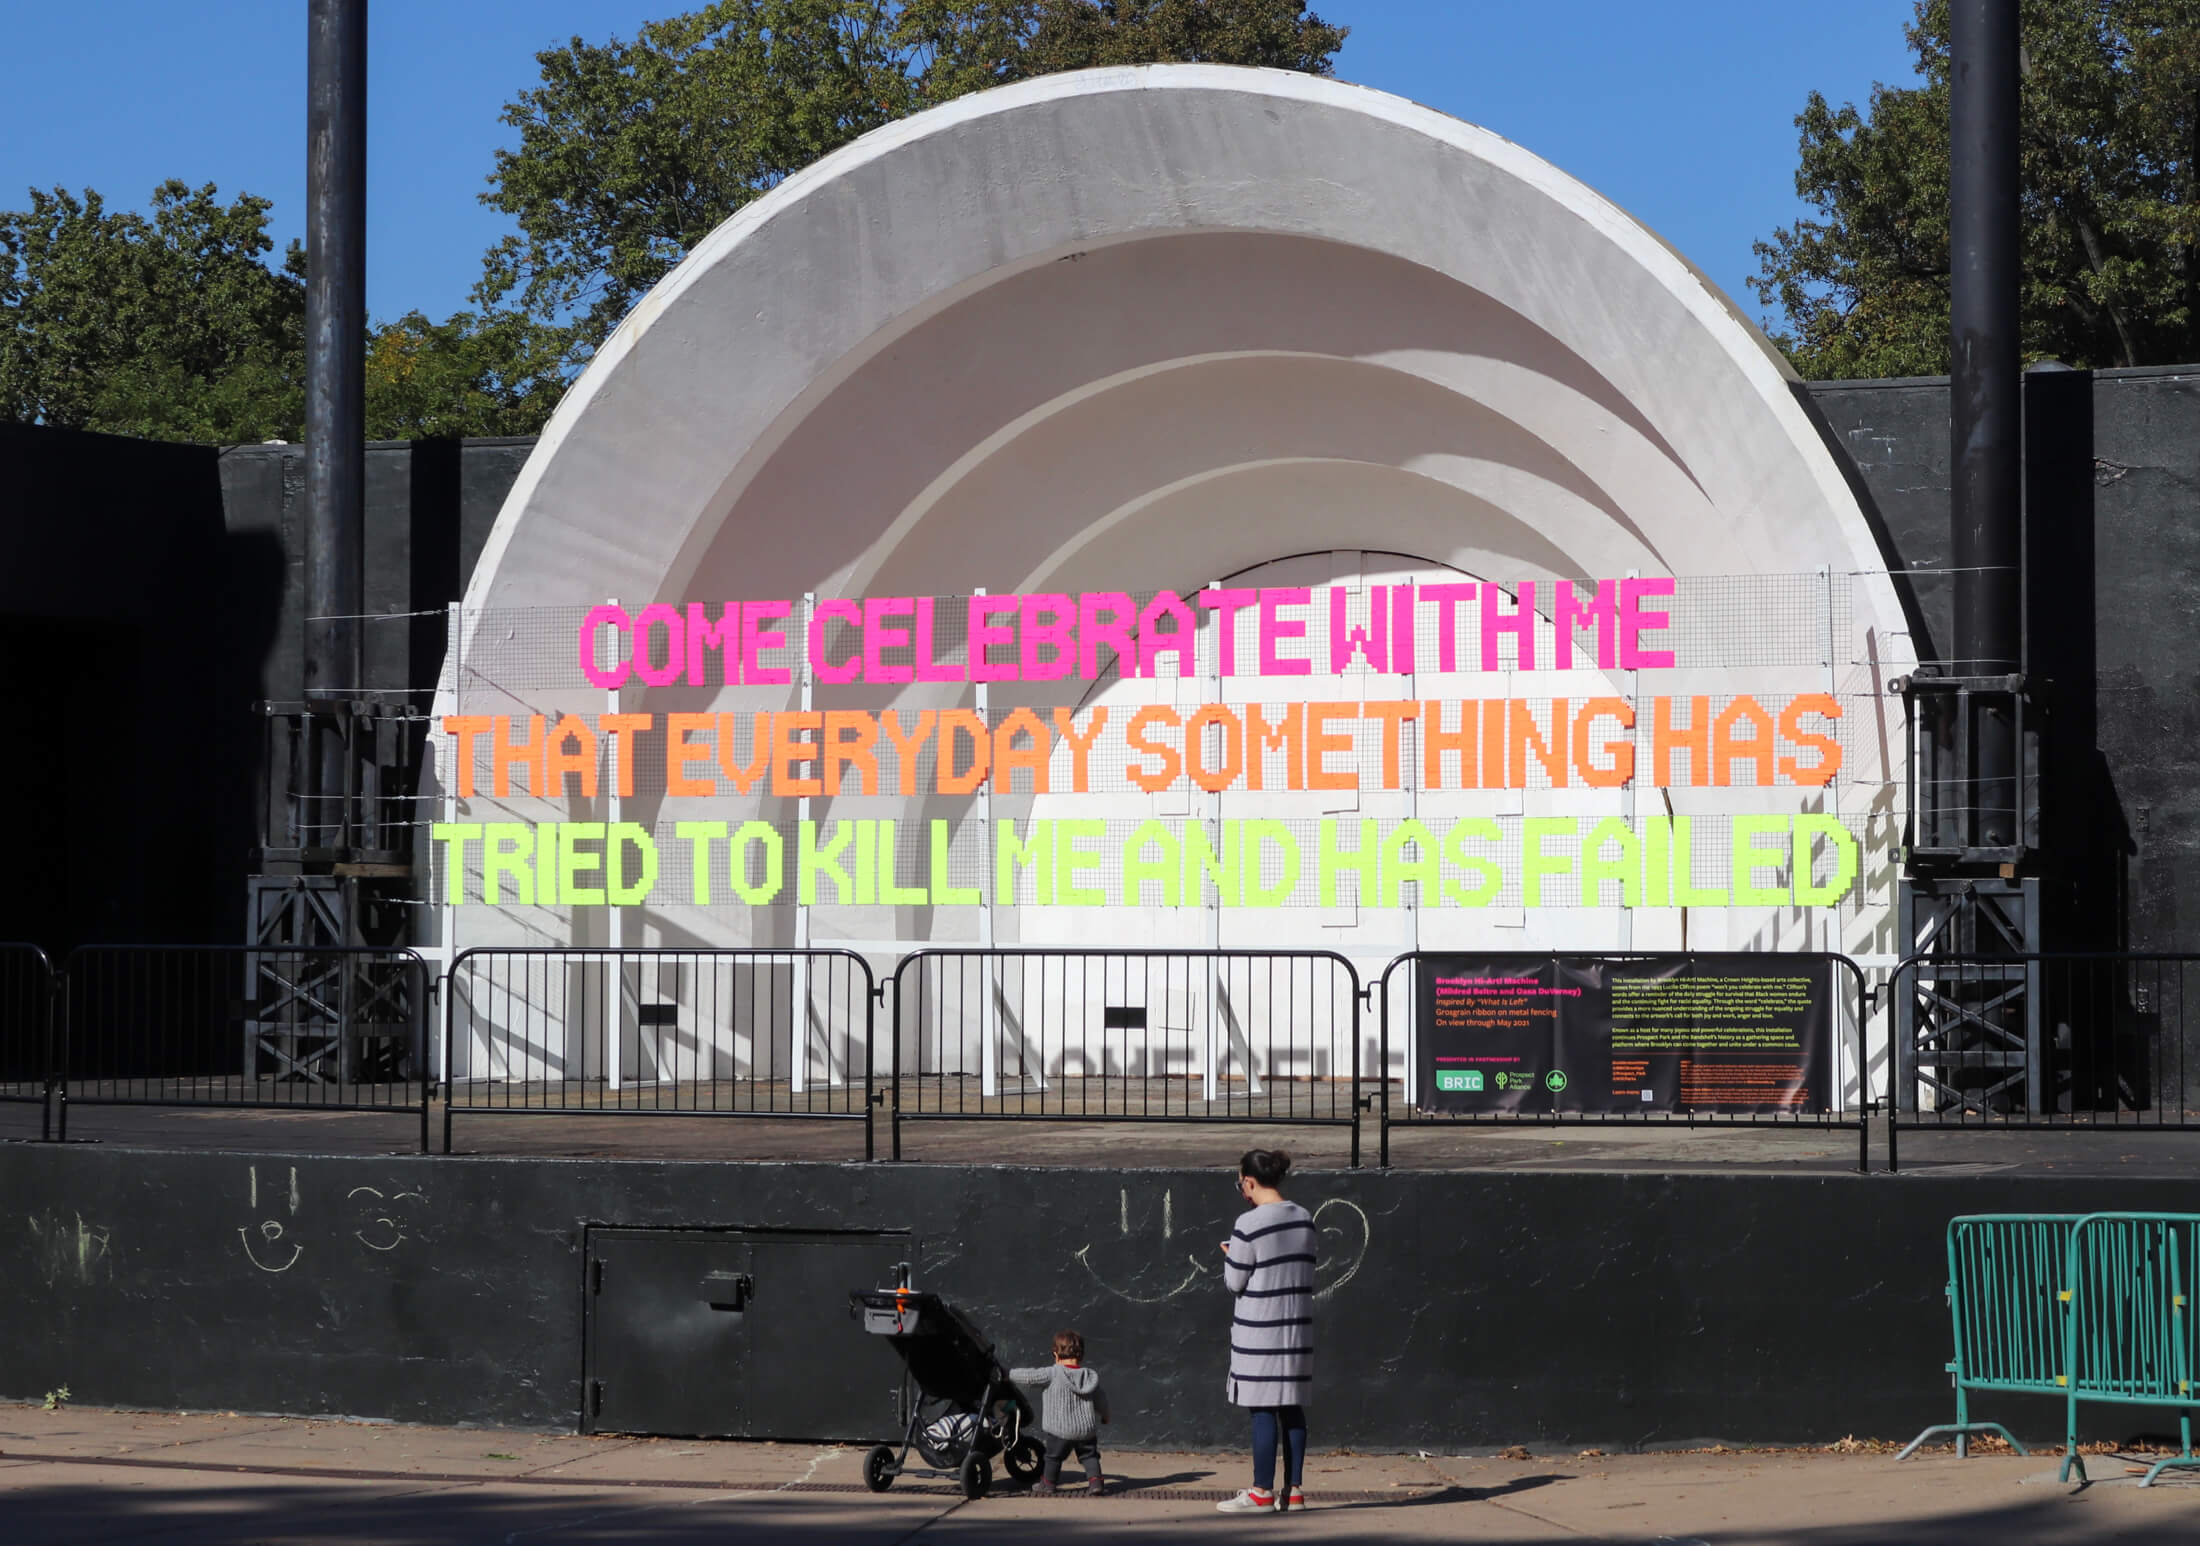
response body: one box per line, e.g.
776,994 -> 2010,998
590,1379 -> 605,1416
590,1259 -> 605,1294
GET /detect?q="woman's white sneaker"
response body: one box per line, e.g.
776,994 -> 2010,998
1215,1489 -> 1276,1513
1278,1486 -> 1305,1511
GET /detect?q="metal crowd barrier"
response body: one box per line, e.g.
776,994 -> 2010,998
1,943 -> 57,1140
1373,951 -> 1872,1172
441,947 -> 878,1158
886,949 -> 1364,1164
42,942 -> 2200,1172
1889,953 -> 2200,1169
57,945 -> 432,1149
2059,1213 -> 2200,1485
1902,1212 -> 2200,1485
1897,1214 -> 2074,1459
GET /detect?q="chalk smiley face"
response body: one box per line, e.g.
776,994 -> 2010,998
346,1185 -> 426,1252
238,1164 -> 304,1273
1076,1189 -> 1372,1305
238,1217 -> 302,1273
1076,1187 -> 1216,1304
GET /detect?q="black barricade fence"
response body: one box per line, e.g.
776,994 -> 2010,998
441,948 -> 876,1150
1,943 -> 55,1100
888,950 -> 1362,1158
1892,953 -> 2199,1127
1377,951 -> 1871,1168
59,947 -> 430,1115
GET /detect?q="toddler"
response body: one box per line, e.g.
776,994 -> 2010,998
1009,1329 -> 1111,1494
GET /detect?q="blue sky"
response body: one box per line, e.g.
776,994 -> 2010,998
1,1 -> 1921,331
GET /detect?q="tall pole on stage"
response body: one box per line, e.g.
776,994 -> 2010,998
1948,0 -> 2021,848
1895,0 -> 2041,1122
304,0 -> 367,860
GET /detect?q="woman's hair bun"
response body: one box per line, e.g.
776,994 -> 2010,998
1239,1148 -> 1291,1188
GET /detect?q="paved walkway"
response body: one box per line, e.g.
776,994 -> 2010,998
3,1405 -> 2196,1544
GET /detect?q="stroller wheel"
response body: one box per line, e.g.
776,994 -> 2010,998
1003,1437 -> 1044,1483
863,1444 -> 897,1493
958,1451 -> 992,1500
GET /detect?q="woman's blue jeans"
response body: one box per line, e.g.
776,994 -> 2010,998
1250,1405 -> 1307,1492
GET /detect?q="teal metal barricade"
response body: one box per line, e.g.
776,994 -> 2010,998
1899,1214 -> 2073,1459
2058,1214 -> 2200,1487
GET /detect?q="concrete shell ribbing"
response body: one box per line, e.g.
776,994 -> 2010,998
447,64 -> 1912,963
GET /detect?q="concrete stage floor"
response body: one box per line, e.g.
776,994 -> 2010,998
6,1099 -> 2197,1176
3,1403 -> 2195,1545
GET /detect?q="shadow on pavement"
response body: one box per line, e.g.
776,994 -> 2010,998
2,1471 -> 2196,1545
1313,1472 -> 1568,1510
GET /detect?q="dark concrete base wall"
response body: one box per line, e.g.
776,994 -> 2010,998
8,1146 -> 2197,1449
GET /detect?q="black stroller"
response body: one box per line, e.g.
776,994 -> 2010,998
850,1270 -> 1044,1499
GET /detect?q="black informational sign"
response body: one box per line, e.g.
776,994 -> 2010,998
1414,956 -> 1834,1115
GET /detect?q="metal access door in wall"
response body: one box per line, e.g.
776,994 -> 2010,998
582,1228 -> 911,1438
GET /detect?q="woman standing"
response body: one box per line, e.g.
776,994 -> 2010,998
1216,1148 -> 1316,1513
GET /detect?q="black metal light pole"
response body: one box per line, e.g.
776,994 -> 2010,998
304,0 -> 367,852
1893,0 -> 2040,1122
1948,0 -> 2022,848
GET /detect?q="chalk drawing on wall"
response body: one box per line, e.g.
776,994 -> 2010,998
346,1185 -> 427,1253
1074,1186 -> 1223,1304
28,1211 -> 113,1287
237,1164 -> 303,1273
1310,1198 -> 1370,1303
1074,1187 -> 1371,1306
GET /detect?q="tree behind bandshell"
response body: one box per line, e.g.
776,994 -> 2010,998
1753,0 -> 2200,379
475,0 -> 1349,373
0,182 -> 307,442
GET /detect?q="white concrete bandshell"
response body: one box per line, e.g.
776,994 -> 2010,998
464,66 -> 1906,627
444,64 -> 1914,972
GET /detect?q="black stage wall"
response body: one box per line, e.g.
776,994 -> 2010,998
0,432 -> 530,952
0,426 -> 246,953
2,1145 -> 2194,1449
1806,364 -> 2200,956
1,372 -> 2195,952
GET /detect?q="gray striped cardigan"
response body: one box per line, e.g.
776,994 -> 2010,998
1222,1199 -> 1317,1407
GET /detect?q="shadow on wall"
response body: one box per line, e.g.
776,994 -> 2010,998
0,424 -> 285,953
1787,378 -> 1941,666
0,427 -> 523,955
1796,369 -> 2153,956
2023,365 -> 2130,958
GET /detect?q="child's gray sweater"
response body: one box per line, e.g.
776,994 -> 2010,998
1008,1361 -> 1109,1441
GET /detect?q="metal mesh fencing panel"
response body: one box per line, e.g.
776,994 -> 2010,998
58,948 -> 430,1141
429,574 -> 1910,925
442,948 -> 876,1154
887,949 -> 1362,1160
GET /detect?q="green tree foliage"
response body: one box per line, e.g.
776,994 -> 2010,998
478,0 -> 1347,366
363,308 -> 569,438
0,179 -> 562,443
0,181 -> 307,441
1754,1 -> 2200,379
1007,0 -> 1349,75
4,2 -> 1341,444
